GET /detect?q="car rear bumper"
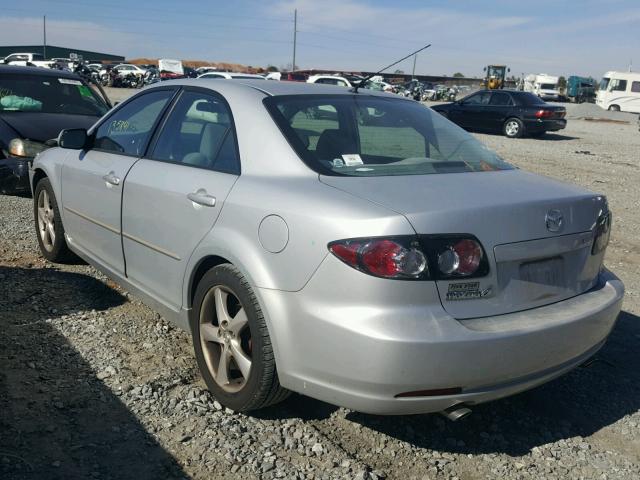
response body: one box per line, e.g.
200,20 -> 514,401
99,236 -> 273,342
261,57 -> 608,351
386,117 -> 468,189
525,118 -> 567,132
0,157 -> 30,193
259,261 -> 624,415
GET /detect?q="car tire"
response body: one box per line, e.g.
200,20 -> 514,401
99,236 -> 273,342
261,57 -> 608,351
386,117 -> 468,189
608,105 -> 620,112
190,264 -> 290,412
33,177 -> 76,263
503,118 -> 524,138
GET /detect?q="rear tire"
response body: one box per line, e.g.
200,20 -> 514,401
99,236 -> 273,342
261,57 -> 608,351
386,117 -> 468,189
33,178 -> 76,263
190,264 -> 289,411
503,117 -> 524,138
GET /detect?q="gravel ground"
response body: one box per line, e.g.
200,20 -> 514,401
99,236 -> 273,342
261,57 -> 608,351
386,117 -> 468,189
1,108 -> 639,480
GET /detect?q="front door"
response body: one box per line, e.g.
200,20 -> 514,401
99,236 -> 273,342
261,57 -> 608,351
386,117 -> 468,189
453,91 -> 491,129
61,88 -> 176,274
121,88 -> 240,311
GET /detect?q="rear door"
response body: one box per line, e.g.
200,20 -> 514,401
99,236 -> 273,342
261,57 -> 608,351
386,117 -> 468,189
61,88 -> 176,274
485,91 -> 514,130
121,88 -> 240,311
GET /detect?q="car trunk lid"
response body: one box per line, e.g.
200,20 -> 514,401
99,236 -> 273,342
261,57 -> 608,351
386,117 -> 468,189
320,170 -> 607,318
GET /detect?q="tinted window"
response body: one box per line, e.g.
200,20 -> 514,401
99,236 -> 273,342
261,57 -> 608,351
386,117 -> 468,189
462,92 -> 490,105
632,81 -> 640,93
489,92 -> 512,106
265,95 -> 512,177
0,74 -> 109,115
94,90 -> 173,156
151,90 -> 239,174
513,92 -> 546,106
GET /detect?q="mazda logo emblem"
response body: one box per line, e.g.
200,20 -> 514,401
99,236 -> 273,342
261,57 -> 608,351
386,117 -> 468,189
545,209 -> 564,232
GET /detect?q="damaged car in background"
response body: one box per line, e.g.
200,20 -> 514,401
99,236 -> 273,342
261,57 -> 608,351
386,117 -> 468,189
0,66 -> 110,194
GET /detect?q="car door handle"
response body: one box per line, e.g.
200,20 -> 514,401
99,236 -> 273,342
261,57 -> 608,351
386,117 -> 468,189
187,190 -> 216,207
102,172 -> 121,186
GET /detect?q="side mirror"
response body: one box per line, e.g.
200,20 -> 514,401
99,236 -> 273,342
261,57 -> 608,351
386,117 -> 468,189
58,128 -> 89,150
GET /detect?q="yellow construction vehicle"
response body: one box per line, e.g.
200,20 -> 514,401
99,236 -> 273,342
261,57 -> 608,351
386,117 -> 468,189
483,65 -> 510,89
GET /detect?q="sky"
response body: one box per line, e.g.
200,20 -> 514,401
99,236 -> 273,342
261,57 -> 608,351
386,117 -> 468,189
0,0 -> 638,78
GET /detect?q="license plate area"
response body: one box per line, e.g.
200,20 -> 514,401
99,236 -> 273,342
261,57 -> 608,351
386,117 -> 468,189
519,257 -> 565,287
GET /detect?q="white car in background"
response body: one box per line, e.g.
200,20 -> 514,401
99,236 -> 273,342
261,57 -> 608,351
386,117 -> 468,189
307,75 -> 352,87
198,72 -> 266,80
101,63 -> 147,78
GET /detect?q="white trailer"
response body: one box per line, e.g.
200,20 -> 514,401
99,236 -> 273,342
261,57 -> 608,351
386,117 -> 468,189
522,73 -> 561,101
596,71 -> 640,113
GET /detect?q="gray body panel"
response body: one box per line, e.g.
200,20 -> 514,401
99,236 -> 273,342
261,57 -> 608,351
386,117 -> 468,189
30,79 -> 626,414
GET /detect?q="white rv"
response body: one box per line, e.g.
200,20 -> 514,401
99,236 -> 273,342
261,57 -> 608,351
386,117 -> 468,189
523,73 -> 561,101
596,71 -> 640,113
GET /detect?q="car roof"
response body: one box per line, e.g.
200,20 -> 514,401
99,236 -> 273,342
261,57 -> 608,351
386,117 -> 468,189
0,65 -> 81,79
158,78 -> 394,97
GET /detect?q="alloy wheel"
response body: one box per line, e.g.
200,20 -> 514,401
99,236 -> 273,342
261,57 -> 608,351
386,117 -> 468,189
199,285 -> 252,393
505,121 -> 519,137
37,189 -> 56,252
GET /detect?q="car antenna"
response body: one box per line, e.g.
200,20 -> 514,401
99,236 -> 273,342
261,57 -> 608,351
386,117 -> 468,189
352,43 -> 431,93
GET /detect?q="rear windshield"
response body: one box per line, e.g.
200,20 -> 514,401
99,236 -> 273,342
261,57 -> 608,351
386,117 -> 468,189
232,75 -> 265,80
0,74 -> 109,116
513,92 -> 546,106
264,94 -> 513,176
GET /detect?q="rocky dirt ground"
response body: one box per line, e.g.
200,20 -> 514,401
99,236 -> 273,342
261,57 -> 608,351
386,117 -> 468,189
1,103 -> 639,480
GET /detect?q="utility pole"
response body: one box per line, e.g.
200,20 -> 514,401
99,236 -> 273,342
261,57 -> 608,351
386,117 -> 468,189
43,15 -> 47,59
412,53 -> 417,80
292,9 -> 297,72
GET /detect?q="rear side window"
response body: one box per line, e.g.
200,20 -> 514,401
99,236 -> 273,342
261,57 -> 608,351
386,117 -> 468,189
631,81 -> 640,93
150,90 -> 240,174
265,94 -> 512,177
94,89 -> 174,156
489,92 -> 512,106
514,92 -> 546,106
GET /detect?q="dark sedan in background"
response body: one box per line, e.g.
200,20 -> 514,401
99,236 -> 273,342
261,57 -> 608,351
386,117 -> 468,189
0,66 -> 110,194
432,90 -> 566,138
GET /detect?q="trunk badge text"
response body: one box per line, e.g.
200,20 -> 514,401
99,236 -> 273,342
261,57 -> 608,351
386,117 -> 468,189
545,209 -> 564,232
446,282 -> 493,301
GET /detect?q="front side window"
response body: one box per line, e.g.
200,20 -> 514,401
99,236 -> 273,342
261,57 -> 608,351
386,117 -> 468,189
265,94 -> 512,177
94,89 -> 174,156
0,74 -> 109,115
610,79 -> 627,91
150,90 -> 240,174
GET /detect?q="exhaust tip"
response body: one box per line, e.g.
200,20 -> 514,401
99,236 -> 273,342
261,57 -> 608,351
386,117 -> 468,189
439,405 -> 472,422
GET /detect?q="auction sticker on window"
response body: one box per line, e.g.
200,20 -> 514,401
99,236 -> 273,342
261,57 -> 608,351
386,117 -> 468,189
446,282 -> 492,301
342,154 -> 363,166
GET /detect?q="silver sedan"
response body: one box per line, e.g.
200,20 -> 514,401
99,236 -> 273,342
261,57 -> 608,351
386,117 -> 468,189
30,79 -> 624,417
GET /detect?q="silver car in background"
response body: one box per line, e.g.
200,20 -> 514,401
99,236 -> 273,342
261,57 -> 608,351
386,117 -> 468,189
30,79 -> 624,417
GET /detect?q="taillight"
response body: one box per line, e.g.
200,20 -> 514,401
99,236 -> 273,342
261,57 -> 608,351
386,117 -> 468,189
328,235 -> 489,280
592,213 -> 611,255
436,239 -> 483,276
535,109 -> 554,118
329,238 -> 427,279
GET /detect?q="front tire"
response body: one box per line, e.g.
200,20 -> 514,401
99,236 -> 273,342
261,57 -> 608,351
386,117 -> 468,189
608,105 -> 620,112
33,178 -> 75,263
190,264 -> 289,411
503,117 -> 524,138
